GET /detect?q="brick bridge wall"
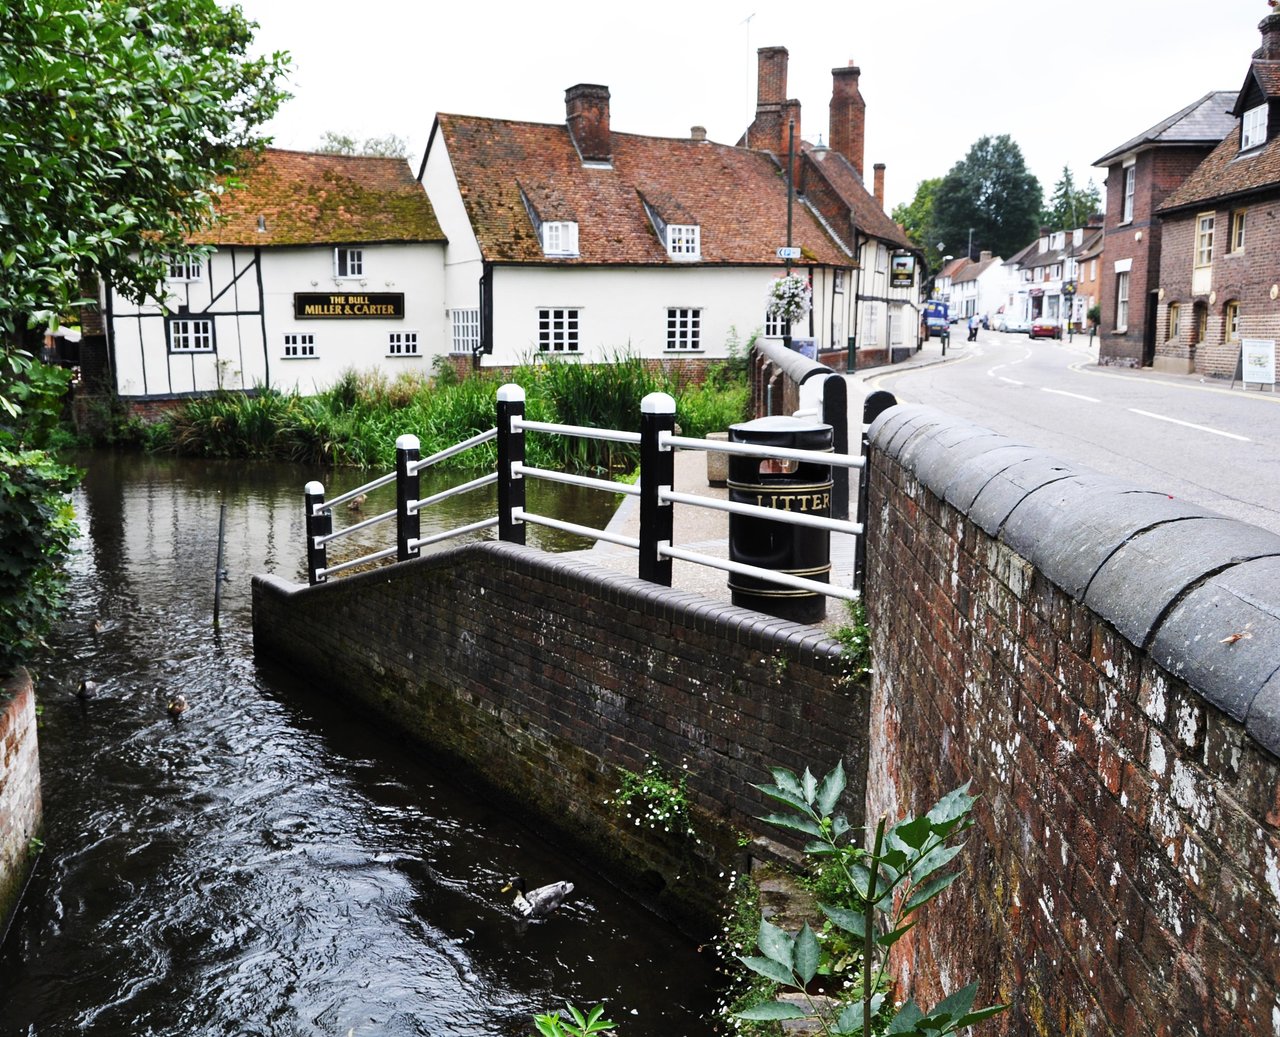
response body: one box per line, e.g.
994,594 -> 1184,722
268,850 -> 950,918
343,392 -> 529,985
864,404 -> 1280,1036
252,541 -> 863,933
0,669 -> 42,944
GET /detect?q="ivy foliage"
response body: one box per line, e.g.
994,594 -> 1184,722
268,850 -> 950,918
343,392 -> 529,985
0,0 -> 290,333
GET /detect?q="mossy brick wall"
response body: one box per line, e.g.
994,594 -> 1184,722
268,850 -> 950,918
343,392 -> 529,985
864,403 -> 1280,1036
0,669 -> 42,943
252,540 -> 863,932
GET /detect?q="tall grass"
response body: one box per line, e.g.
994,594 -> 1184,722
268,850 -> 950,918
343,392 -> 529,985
142,347 -> 751,472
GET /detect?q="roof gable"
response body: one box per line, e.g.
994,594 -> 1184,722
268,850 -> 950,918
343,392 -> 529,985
801,146 -> 914,250
189,149 -> 444,247
436,113 -> 850,267
1159,117 -> 1280,214
1093,91 -> 1238,167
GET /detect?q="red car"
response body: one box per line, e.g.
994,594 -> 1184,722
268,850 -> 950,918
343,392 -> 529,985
1029,318 -> 1062,340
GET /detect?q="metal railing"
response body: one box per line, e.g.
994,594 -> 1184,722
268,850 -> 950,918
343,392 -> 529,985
302,382 -> 894,605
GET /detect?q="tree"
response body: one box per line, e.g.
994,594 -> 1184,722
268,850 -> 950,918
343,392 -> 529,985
316,131 -> 409,158
0,0 -> 291,336
1040,165 -> 1101,231
891,177 -> 944,271
931,135 -> 1042,261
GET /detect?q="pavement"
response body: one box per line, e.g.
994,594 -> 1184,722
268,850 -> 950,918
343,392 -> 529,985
564,334 -> 966,629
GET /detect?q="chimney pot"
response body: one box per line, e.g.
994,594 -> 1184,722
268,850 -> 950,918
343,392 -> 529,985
979,250 -> 992,263
691,125 -> 707,141
565,83 -> 612,163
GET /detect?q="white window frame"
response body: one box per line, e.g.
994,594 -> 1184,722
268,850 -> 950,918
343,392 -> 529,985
833,269 -> 845,293
665,308 -> 702,351
168,317 -> 214,353
542,221 -> 579,257
764,309 -> 788,338
386,331 -> 419,356
167,254 -> 203,282
1122,163 -> 1135,223
1230,210 -> 1246,253
1195,213 -> 1215,268
1242,103 -> 1268,151
666,224 -> 701,261
1116,271 -> 1130,331
537,308 -> 580,352
282,332 -> 316,359
451,309 -> 481,354
335,247 -> 364,278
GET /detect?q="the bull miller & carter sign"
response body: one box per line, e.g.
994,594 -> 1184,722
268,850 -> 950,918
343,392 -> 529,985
293,292 -> 405,319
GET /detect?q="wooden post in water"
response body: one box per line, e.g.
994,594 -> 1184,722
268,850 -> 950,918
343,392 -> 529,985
639,392 -> 675,586
496,384 -> 526,545
213,501 -> 227,628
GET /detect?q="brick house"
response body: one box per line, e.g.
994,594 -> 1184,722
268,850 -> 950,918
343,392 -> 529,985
419,81 -> 854,374
1152,11 -> 1280,380
102,149 -> 445,399
1005,222 -> 1104,333
1092,92 -> 1237,367
743,49 -> 923,365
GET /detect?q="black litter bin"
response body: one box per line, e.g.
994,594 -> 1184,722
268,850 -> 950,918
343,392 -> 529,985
727,416 -> 832,624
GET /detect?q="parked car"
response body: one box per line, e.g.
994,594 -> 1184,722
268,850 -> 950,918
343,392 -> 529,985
996,316 -> 1030,333
1029,318 -> 1062,340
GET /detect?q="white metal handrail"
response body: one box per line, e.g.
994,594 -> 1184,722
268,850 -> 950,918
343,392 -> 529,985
659,543 -> 858,602
315,507 -> 397,546
513,507 -> 641,551
407,517 -> 500,553
515,416 -> 643,445
319,472 -> 396,515
316,545 -> 399,579
512,463 -> 641,498
663,432 -> 864,470
408,428 -> 497,476
409,472 -> 497,514
661,488 -> 863,536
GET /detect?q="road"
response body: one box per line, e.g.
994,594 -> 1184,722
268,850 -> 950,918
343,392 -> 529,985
860,329 -> 1280,535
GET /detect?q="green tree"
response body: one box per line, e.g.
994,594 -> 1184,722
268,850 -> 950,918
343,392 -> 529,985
0,0 -> 291,336
891,177 -> 944,271
316,131 -> 409,158
932,135 -> 1042,261
1040,165 -> 1101,231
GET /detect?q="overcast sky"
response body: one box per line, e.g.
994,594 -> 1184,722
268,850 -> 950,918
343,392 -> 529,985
235,0 -> 1270,217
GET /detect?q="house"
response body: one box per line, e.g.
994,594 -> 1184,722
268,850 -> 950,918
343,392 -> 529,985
932,256 -> 969,318
103,149 -> 446,400
1092,91 -> 1238,366
420,81 -> 854,375
1005,223 -> 1104,333
946,251 -> 1006,324
1152,10 -> 1280,379
750,52 -> 923,364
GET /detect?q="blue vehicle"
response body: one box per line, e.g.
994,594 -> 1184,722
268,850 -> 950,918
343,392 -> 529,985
923,299 -> 950,340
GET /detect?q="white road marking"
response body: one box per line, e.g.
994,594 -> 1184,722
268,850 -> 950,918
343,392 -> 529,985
998,376 -> 1024,385
1129,408 -> 1251,442
1042,388 -> 1100,403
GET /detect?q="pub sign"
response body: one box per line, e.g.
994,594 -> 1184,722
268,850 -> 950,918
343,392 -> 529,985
889,254 -> 916,288
293,292 -> 405,319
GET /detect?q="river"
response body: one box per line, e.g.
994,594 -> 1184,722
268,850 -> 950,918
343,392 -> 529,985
0,451 -> 721,1036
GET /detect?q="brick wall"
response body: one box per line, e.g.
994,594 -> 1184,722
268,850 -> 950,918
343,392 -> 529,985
252,541 -> 863,932
0,670 -> 42,943
864,404 -> 1280,1036
1159,195 -> 1280,382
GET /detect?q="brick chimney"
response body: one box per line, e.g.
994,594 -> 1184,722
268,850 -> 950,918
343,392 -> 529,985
829,62 -> 866,178
1256,11 -> 1280,59
757,46 -> 788,105
873,163 -> 885,209
979,250 -> 993,263
744,48 -> 801,186
565,84 -> 611,164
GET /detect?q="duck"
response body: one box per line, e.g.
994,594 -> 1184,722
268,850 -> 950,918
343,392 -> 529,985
76,679 -> 101,700
91,618 -> 106,635
502,876 -> 574,918
166,693 -> 189,718
346,493 -> 367,512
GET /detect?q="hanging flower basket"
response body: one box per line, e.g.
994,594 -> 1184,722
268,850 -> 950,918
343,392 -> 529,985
767,274 -> 811,326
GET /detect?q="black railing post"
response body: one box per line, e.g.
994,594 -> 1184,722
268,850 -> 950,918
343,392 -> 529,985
496,383 -> 526,545
822,372 -> 849,521
854,390 -> 897,593
304,480 -> 331,585
639,391 -> 675,586
396,433 -> 421,562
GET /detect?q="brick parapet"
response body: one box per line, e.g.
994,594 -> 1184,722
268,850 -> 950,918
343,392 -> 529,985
0,669 -> 42,945
252,542 -> 863,932
864,403 -> 1280,1035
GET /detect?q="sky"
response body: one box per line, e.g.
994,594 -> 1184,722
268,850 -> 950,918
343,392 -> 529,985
234,0 -> 1271,218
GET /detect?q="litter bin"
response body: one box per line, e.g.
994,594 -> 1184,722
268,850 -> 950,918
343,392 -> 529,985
727,416 -> 832,624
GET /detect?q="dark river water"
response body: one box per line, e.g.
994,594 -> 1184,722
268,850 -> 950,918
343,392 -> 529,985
0,451 -> 721,1036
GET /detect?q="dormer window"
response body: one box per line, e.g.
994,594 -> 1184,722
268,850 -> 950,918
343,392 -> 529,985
666,224 -> 700,261
1242,103 -> 1268,151
542,221 -> 579,256
335,247 -> 363,278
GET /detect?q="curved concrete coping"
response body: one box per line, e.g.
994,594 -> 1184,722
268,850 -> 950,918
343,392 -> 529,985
869,403 -> 1280,756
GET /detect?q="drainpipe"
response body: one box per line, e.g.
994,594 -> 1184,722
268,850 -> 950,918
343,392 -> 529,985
847,232 -> 863,373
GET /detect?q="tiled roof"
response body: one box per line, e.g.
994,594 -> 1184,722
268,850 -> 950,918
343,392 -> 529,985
188,149 -> 444,247
800,146 -> 915,251
951,254 -> 1002,284
436,113 -> 850,267
939,257 -> 968,279
1093,91 -> 1239,166
1249,61 -> 1280,100
1158,118 -> 1280,213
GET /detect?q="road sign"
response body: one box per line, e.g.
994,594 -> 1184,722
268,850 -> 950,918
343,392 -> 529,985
776,247 -> 801,260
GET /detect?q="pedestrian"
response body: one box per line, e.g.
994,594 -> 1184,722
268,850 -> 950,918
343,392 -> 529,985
967,314 -> 979,342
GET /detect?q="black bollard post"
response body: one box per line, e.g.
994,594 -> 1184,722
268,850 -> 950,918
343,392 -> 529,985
396,434 -> 421,562
496,384 -> 526,545
304,481 -> 331,585
822,373 -> 849,521
639,392 -> 675,586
